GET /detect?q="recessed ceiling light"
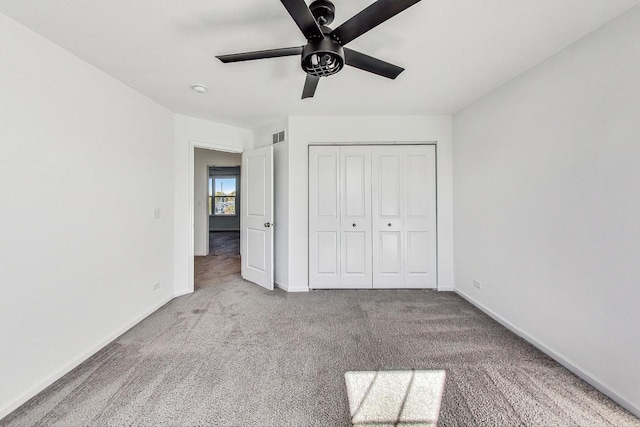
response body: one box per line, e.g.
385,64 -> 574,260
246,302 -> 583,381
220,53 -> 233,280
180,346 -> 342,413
191,84 -> 207,94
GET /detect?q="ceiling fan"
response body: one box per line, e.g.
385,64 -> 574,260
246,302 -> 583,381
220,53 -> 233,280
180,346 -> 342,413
216,0 -> 422,99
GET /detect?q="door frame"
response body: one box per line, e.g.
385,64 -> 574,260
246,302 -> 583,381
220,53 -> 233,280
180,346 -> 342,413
188,140 -> 243,293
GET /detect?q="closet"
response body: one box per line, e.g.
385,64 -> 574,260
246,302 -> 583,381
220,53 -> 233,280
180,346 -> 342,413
309,144 -> 437,289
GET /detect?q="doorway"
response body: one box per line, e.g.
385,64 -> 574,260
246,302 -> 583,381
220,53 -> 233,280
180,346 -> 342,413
190,144 -> 275,292
193,148 -> 242,290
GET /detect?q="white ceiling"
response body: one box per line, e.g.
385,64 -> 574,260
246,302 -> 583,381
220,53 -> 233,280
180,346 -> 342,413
1,0 -> 638,129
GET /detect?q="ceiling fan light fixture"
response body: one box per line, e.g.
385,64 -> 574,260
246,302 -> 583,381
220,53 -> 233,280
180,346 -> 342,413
301,39 -> 344,77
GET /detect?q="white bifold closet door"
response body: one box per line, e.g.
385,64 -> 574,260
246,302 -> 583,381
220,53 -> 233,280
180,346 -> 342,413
309,146 -> 340,288
309,146 -> 372,288
372,145 -> 436,288
309,144 -> 435,289
340,146 -> 372,288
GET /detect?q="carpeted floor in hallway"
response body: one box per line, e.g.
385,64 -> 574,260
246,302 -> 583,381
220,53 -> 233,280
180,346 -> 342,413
194,231 -> 241,291
2,232 -> 639,426
208,231 -> 240,256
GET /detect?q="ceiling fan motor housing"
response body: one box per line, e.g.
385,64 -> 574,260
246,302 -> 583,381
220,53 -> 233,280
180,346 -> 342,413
310,0 -> 335,26
301,38 -> 345,77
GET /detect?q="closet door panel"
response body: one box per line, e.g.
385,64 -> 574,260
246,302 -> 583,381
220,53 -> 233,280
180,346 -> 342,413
309,146 -> 341,288
344,232 -> 367,273
378,154 -> 402,217
343,154 -> 367,217
406,231 -> 430,270
316,232 -> 339,274
372,146 -> 404,288
380,231 -> 402,272
403,145 -> 437,288
340,146 -> 372,288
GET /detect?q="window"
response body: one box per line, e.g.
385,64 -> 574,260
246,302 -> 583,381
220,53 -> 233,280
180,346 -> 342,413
209,176 -> 237,216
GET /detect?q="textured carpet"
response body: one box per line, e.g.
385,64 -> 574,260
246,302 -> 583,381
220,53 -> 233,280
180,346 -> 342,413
208,231 -> 240,256
2,249 -> 639,426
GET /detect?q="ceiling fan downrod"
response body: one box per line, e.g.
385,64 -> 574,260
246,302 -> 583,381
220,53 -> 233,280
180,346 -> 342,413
309,0 -> 335,26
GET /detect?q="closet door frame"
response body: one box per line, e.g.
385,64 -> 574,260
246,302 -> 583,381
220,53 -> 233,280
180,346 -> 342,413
308,143 -> 437,290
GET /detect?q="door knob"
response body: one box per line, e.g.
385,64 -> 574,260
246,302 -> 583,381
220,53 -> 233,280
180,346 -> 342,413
388,223 -> 392,227
264,222 -> 271,228
352,223 -> 356,227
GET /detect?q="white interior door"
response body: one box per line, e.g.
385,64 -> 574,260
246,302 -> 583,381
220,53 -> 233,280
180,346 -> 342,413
241,146 -> 274,290
309,146 -> 341,288
340,146 -> 372,288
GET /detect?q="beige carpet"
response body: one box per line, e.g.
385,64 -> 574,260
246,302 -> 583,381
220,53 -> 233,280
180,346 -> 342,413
2,246 -> 639,426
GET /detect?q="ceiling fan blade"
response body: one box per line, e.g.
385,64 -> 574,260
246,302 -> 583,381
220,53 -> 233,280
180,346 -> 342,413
302,74 -> 320,99
216,46 -> 303,63
281,0 -> 324,40
331,0 -> 421,45
344,48 -> 404,79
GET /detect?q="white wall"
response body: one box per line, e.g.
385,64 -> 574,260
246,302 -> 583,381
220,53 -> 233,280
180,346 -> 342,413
453,6 -> 640,416
193,150 -> 241,255
173,115 -> 252,295
0,13 -> 175,418
286,116 -> 454,292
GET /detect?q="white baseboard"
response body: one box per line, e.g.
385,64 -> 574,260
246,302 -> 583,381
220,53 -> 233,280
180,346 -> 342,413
437,286 -> 454,292
0,293 -> 176,420
174,289 -> 193,298
455,289 -> 640,419
275,282 -> 309,292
